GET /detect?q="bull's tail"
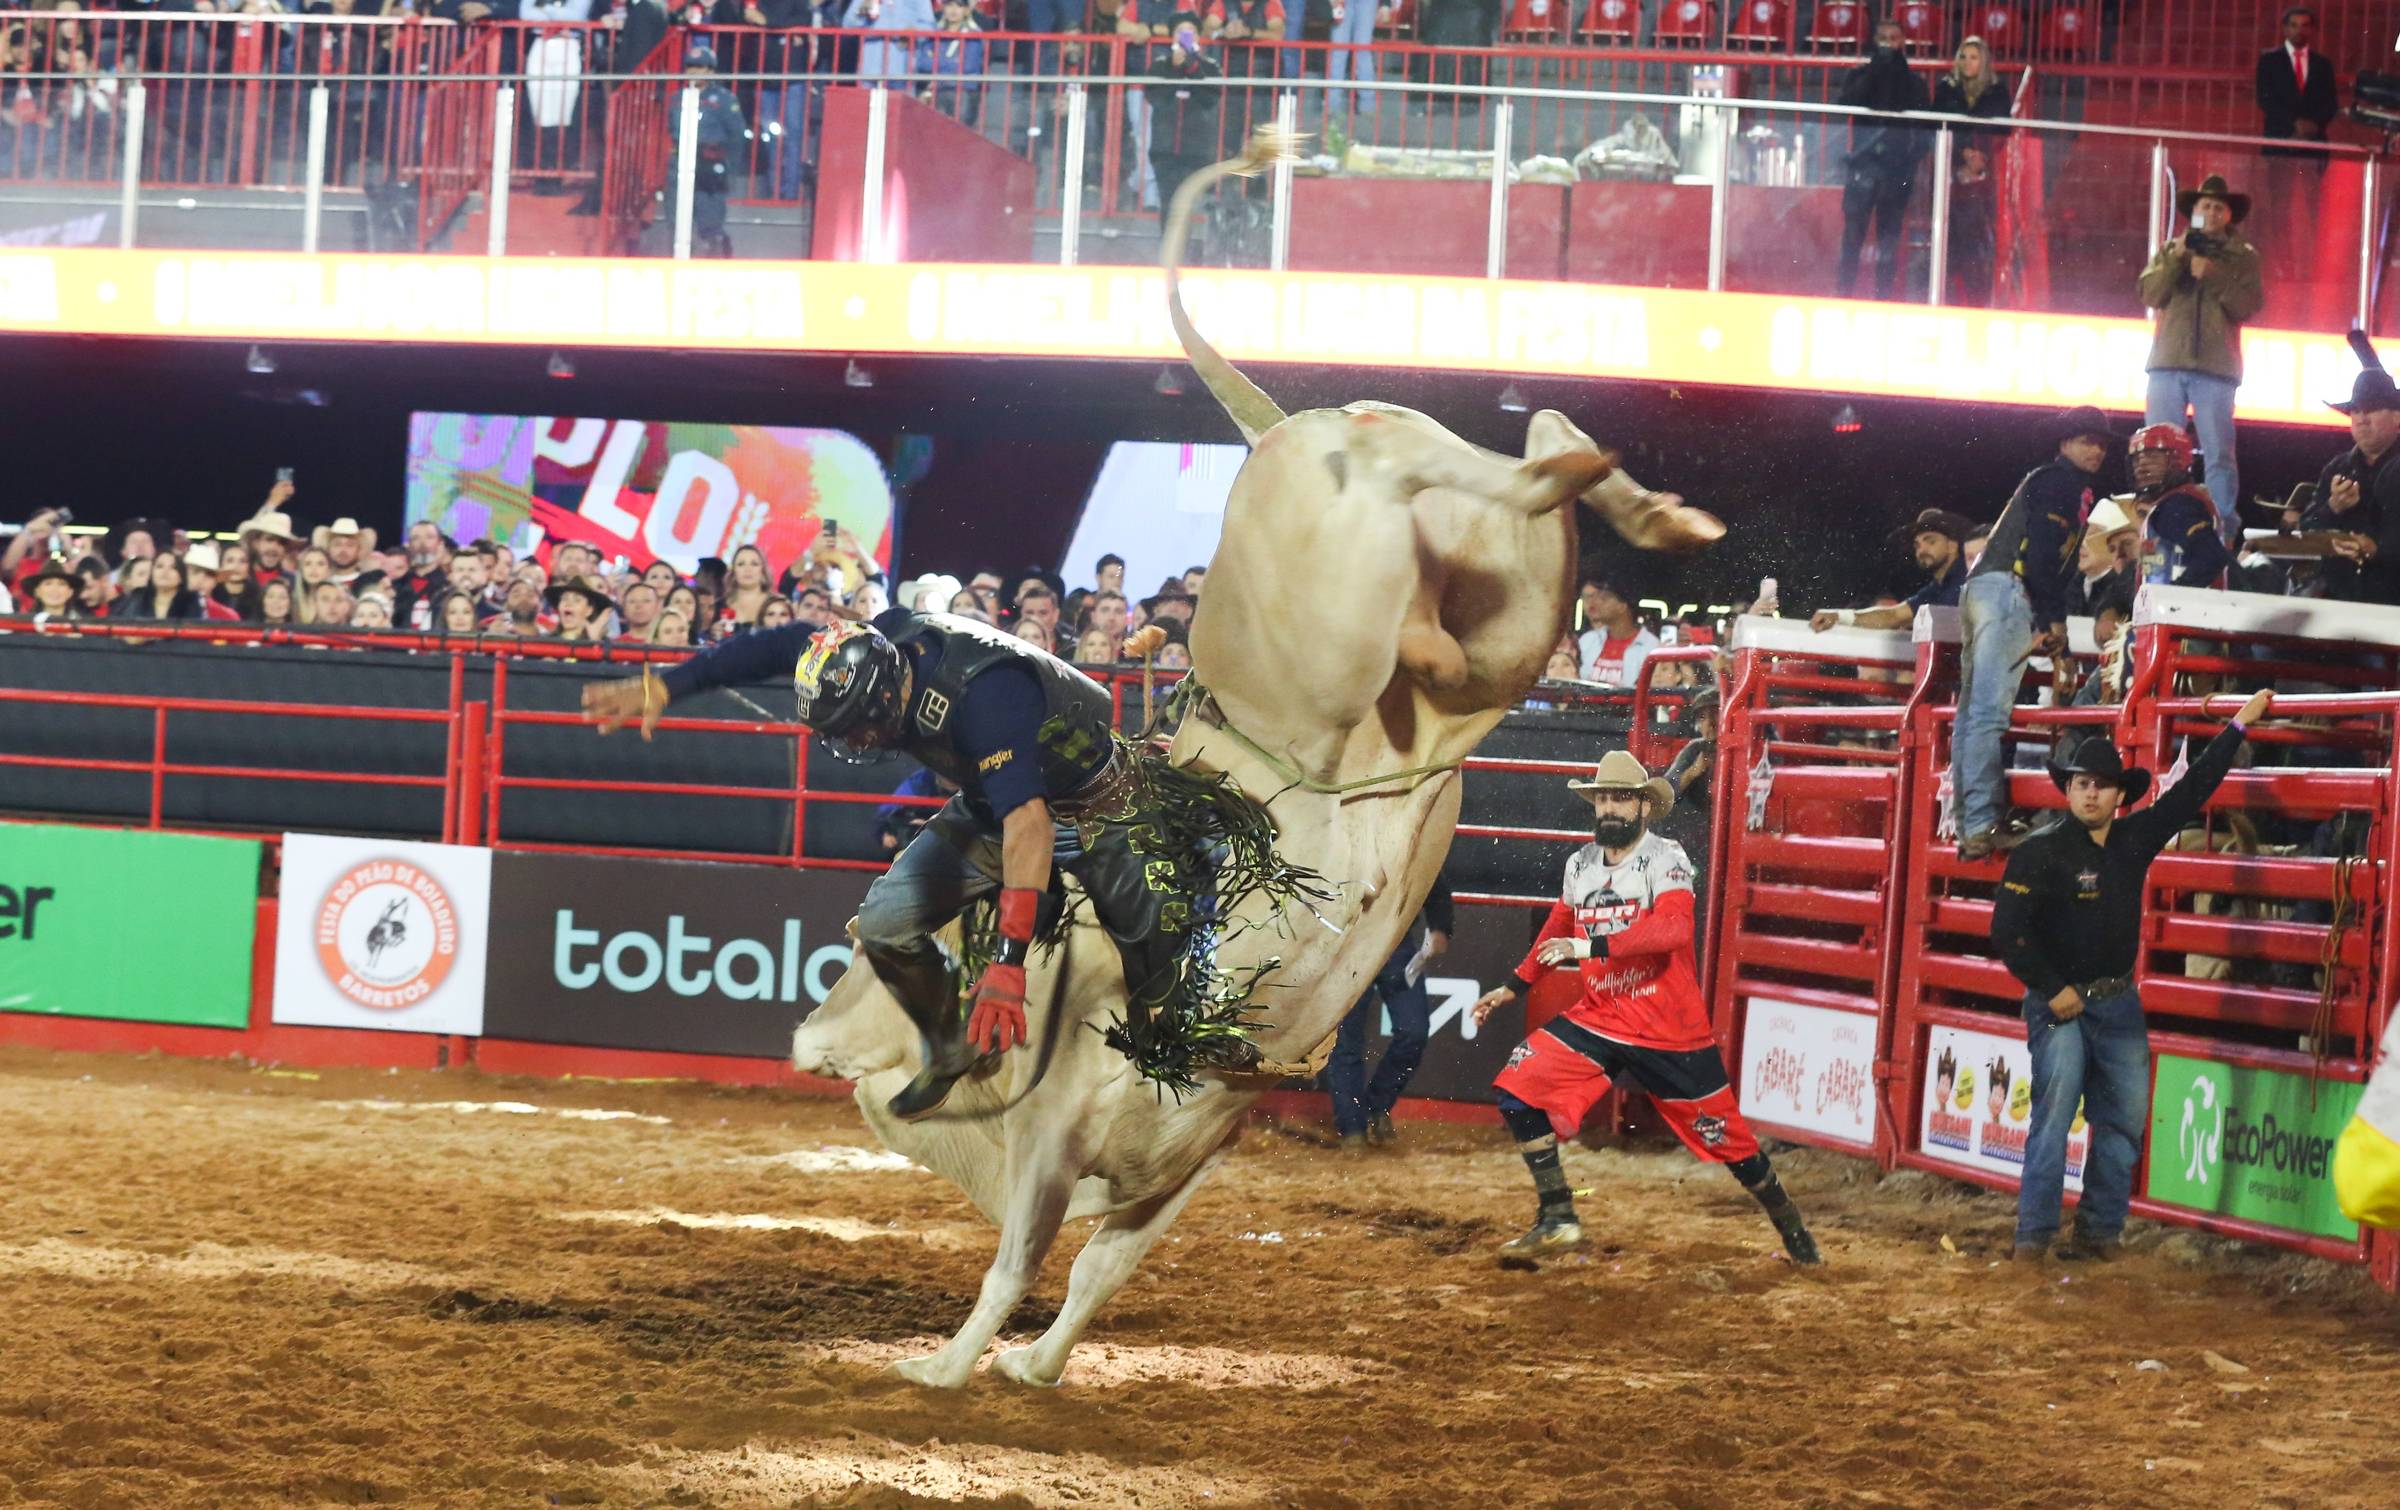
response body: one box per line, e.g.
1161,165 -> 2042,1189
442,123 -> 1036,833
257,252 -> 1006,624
1163,125 -> 1300,448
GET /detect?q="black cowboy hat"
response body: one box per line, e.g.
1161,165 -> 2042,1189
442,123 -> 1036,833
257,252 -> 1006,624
22,559 -> 79,593
2044,406 -> 2127,449
1889,508 -> 1976,544
2048,735 -> 2152,803
2173,173 -> 2250,225
2329,369 -> 2400,416
544,577 -> 615,614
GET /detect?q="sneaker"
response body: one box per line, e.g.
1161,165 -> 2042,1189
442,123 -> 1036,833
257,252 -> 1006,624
1337,1132 -> 1369,1155
1367,1110 -> 1396,1146
1499,1212 -> 1584,1258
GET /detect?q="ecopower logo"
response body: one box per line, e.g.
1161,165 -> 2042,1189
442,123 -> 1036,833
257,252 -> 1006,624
2178,1068 -> 2225,1186
2150,1055 -> 2361,1240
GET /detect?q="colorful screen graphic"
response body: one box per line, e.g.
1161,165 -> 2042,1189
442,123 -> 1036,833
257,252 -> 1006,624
404,413 -> 897,581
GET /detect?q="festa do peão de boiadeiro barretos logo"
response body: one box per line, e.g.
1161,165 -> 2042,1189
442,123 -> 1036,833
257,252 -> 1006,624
314,858 -> 459,1010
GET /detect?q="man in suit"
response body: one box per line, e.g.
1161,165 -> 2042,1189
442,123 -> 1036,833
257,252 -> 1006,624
2255,7 -> 2338,156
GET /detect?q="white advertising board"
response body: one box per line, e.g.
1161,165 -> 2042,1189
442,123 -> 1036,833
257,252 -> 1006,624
272,834 -> 492,1036
1918,1023 -> 2087,1193
1738,997 -> 1877,1149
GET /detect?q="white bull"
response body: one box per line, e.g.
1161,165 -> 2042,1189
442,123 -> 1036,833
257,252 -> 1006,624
792,129 -> 1724,1389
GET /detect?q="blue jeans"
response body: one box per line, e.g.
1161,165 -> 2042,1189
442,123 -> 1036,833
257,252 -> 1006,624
1952,571 -> 2033,842
2018,986 -> 2151,1246
1322,3 -> 1381,119
2145,368 -> 2241,550
1026,0 -> 1077,80
1325,936 -> 1432,1134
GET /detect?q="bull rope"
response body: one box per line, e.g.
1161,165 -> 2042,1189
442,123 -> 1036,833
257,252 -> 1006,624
1162,677 -> 1465,799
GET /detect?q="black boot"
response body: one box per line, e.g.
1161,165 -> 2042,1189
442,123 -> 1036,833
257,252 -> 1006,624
885,990 -> 987,1122
1747,1172 -> 1823,1267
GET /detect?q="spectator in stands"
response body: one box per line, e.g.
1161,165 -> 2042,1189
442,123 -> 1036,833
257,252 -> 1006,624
1930,37 -> 2010,308
1013,616 -> 1056,653
945,588 -> 994,624
967,570 -> 1003,615
311,580 -> 357,629
1576,577 -> 1656,687
1182,565 -> 1207,597
796,585 -> 835,622
1146,14 -> 1224,229
113,521 -> 159,566
848,579 -> 890,620
391,521 -> 450,631
649,607 -> 693,647
876,767 -> 954,852
437,590 -> 482,635
1991,692 -> 2269,1262
2064,496 -> 2138,619
1092,551 -> 1126,596
672,45 -> 747,259
2,509 -> 68,596
1326,868 -> 1449,1152
1836,17 -> 1930,301
1541,636 -> 1581,682
663,584 -> 704,634
2141,175 -> 2262,550
547,578 -> 612,642
642,560 -> 681,598
1810,508 -> 1973,631
352,594 -> 394,630
1157,640 -> 1192,670
1081,589 -> 1130,642
446,548 -> 494,621
2299,369 -> 2400,604
2126,424 -> 2232,588
722,544 -> 776,630
1147,587 -> 1195,631
22,561 -> 83,625
2256,8 -> 2337,162
619,581 -> 662,639
1951,407 -> 2110,861
319,518 -> 371,586
1073,627 -> 1118,664
916,0 -> 986,123
212,543 -> 260,618
72,559 -> 112,619
115,551 -> 200,621
293,545 -> 333,600
257,578 -> 297,627
551,540 -> 596,588
238,490 -> 303,586
495,575 -> 546,636
1016,580 -> 1062,639
844,0 -> 932,89
180,545 -> 242,624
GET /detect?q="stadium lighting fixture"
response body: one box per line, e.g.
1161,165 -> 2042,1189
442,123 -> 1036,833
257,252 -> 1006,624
1496,383 -> 1529,414
844,359 -> 874,389
1154,364 -> 1187,397
546,351 -> 576,379
245,344 -> 276,375
1832,402 -> 1862,435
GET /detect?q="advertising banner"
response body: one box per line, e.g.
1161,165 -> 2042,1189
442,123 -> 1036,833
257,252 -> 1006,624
0,821 -> 259,1029
1738,997 -> 1876,1149
482,852 -> 874,1058
405,413 -> 897,586
1325,905 -> 1543,1106
1916,1024 -> 2086,1193
272,834 -> 493,1036
2147,1055 -> 2362,1243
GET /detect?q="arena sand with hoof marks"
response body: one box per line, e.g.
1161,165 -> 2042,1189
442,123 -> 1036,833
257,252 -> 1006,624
1,1044 -> 2395,1509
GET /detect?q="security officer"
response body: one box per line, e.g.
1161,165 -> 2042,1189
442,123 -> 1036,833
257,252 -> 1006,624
676,45 -> 747,258
2126,424 -> 2231,588
582,610 -> 1240,1119
1989,690 -> 2269,1262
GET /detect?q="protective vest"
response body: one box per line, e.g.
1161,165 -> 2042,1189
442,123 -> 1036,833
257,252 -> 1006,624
880,611 -> 1118,800
2140,482 -> 2226,587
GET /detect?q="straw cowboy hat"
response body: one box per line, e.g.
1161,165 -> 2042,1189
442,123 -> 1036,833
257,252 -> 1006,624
1567,749 -> 1676,819
2085,495 -> 2139,539
182,541 -> 223,574
239,508 -> 304,545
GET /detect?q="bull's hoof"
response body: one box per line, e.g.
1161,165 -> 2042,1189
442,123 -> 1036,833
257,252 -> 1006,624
891,1352 -> 975,1390
991,1345 -> 1063,1389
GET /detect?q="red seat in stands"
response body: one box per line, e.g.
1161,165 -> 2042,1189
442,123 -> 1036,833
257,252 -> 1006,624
1724,0 -> 1789,48
1653,0 -> 1716,44
1503,0 -> 1565,40
1806,0 -> 1867,50
1894,0 -> 1943,53
1578,0 -> 1638,43
2041,0 -> 2097,56
1969,3 -> 2021,54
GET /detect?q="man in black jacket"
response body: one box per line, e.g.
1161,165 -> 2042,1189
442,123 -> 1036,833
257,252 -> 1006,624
1990,691 -> 2269,1262
2297,369 -> 2400,605
1836,17 -> 1930,301
2255,7 -> 2338,155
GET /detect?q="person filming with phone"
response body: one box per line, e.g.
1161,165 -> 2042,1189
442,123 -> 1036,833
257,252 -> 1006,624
1146,11 -> 1224,231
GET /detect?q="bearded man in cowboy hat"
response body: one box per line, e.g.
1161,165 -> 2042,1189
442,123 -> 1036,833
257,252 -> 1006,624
238,478 -> 304,587
1810,507 -> 1974,633
2140,173 -> 2264,551
1991,690 -> 2270,1261
1470,750 -> 1821,1266
2297,367 -> 2400,605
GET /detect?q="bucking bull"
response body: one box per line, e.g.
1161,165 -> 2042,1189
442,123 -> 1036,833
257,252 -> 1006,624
790,130 -> 1725,1388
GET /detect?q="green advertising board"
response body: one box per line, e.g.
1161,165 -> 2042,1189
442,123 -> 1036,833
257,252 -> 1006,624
2148,1054 -> 2364,1243
0,822 -> 261,1029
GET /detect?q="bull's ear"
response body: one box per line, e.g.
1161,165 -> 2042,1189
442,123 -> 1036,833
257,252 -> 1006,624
844,915 -> 860,941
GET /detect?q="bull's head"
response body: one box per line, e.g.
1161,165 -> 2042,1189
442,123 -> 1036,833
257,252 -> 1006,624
790,931 -> 917,1082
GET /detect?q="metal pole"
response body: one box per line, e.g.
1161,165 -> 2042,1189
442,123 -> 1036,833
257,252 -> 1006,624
1926,123 -> 1952,308
487,84 -> 516,258
860,84 -> 890,263
2147,139 -> 2168,251
673,84 -> 699,261
2360,156 -> 2379,332
117,81 -> 145,250
302,85 -> 329,255
1485,98 -> 1513,281
1059,82 -> 1086,268
1706,104 -> 1733,293
1270,90 -> 1296,273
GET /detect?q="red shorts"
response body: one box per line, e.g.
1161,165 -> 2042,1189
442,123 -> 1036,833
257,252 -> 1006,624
1492,1015 -> 1761,1164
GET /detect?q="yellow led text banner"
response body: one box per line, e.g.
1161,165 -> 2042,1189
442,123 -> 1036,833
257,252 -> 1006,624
0,249 -> 2358,429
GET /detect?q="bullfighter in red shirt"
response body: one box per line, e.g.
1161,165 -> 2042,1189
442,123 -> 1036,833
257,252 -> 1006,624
1472,750 -> 1822,1265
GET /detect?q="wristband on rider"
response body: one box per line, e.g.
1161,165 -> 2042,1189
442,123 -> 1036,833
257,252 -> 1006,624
1835,609 -> 1857,627
994,886 -> 1040,968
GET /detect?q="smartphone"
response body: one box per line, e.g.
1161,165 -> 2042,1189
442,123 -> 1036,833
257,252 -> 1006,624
275,467 -> 296,486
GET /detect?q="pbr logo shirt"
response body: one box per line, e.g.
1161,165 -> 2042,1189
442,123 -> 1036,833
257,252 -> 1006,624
1514,831 -> 1713,1051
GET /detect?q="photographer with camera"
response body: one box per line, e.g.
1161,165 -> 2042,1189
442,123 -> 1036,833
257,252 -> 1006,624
2140,174 -> 2263,551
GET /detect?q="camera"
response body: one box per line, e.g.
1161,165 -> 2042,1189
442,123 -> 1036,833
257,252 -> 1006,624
2183,230 -> 2223,258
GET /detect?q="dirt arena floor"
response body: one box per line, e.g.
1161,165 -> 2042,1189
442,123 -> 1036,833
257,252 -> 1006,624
3,1045 -> 2398,1509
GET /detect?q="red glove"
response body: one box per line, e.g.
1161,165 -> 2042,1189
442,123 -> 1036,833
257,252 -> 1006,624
967,962 -> 1028,1053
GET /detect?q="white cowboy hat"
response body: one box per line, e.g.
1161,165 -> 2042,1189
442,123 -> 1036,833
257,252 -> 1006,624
239,508 -> 304,544
325,517 -> 365,537
2086,495 -> 2139,538
1566,748 -> 1675,819
182,541 -> 223,573
901,572 -> 963,612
